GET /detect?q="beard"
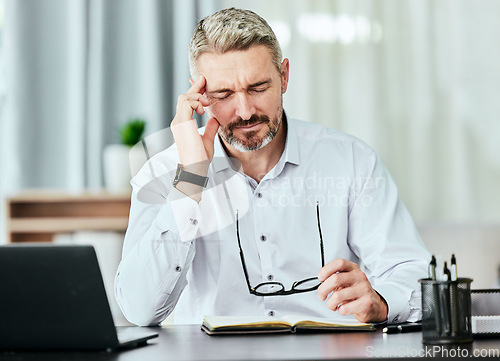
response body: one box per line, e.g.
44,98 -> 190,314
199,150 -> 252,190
218,110 -> 282,152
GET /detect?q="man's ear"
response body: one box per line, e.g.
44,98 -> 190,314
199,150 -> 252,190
280,58 -> 290,94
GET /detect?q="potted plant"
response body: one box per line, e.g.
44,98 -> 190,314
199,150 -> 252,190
103,119 -> 146,193
119,119 -> 146,147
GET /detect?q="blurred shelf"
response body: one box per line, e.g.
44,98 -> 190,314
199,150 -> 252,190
9,217 -> 129,233
5,190 -> 131,243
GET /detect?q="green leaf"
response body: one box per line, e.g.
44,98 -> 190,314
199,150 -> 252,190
120,119 -> 146,146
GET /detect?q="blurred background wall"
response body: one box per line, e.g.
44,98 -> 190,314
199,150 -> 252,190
0,0 -> 499,320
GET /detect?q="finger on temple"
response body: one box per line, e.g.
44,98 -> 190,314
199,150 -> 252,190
187,75 -> 206,94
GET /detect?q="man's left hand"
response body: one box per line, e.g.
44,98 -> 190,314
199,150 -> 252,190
317,258 -> 388,323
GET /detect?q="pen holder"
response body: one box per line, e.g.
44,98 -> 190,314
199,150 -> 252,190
419,278 -> 473,344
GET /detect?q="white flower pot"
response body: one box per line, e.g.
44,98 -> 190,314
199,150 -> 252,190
103,144 -> 133,193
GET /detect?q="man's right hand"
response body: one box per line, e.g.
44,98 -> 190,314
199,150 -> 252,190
171,75 -> 220,167
170,75 -> 219,201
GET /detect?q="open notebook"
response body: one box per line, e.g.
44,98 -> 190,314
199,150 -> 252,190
202,315 -> 375,335
0,243 -> 157,351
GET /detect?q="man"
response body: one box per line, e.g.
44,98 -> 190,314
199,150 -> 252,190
115,8 -> 430,326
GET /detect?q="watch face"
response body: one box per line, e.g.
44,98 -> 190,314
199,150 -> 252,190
173,164 -> 183,186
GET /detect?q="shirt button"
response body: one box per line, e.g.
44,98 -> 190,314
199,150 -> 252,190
190,218 -> 198,226
268,311 -> 275,317
260,235 -> 267,242
267,274 -> 274,281
175,266 -> 182,272
256,192 -> 263,198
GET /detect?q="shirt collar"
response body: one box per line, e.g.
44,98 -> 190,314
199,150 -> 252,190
212,134 -> 234,173
211,113 -> 301,174
282,116 -> 300,167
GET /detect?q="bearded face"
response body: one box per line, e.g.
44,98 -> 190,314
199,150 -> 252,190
198,45 -> 289,154
217,107 -> 282,152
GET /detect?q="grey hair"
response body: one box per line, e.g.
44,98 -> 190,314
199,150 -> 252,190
188,7 -> 282,77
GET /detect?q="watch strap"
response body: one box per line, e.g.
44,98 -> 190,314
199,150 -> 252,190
173,164 -> 209,188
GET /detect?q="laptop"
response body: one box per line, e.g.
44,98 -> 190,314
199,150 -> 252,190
0,243 -> 158,351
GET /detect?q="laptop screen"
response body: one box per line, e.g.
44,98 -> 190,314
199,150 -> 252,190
0,243 -> 120,350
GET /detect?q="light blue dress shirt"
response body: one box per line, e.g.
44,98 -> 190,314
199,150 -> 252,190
115,118 -> 431,326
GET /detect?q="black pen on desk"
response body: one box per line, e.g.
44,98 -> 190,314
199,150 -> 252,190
383,323 -> 422,334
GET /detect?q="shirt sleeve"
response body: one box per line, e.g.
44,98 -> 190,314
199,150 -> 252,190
114,166 -> 202,326
347,149 -> 431,324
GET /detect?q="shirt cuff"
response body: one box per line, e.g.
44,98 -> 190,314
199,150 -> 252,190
373,283 -> 412,324
162,187 -> 202,242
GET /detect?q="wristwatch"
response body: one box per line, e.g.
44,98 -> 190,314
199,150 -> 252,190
172,164 -> 209,188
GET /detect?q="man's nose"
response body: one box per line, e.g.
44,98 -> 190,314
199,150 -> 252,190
234,92 -> 256,120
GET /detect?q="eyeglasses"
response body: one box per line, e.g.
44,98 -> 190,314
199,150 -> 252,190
236,202 -> 325,296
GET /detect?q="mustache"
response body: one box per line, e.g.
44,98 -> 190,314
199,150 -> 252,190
227,114 -> 270,132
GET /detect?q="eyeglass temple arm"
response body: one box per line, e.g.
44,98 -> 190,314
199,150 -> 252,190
236,211 -> 254,293
317,202 -> 325,268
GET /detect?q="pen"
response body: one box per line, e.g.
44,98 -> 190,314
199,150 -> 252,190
429,255 -> 437,280
443,261 -> 451,281
383,323 -> 422,334
441,261 -> 452,335
450,254 -> 457,281
429,255 -> 441,334
450,254 -> 459,336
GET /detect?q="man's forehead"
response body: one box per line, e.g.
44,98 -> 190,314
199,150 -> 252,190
204,75 -> 272,93
198,46 -> 277,91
